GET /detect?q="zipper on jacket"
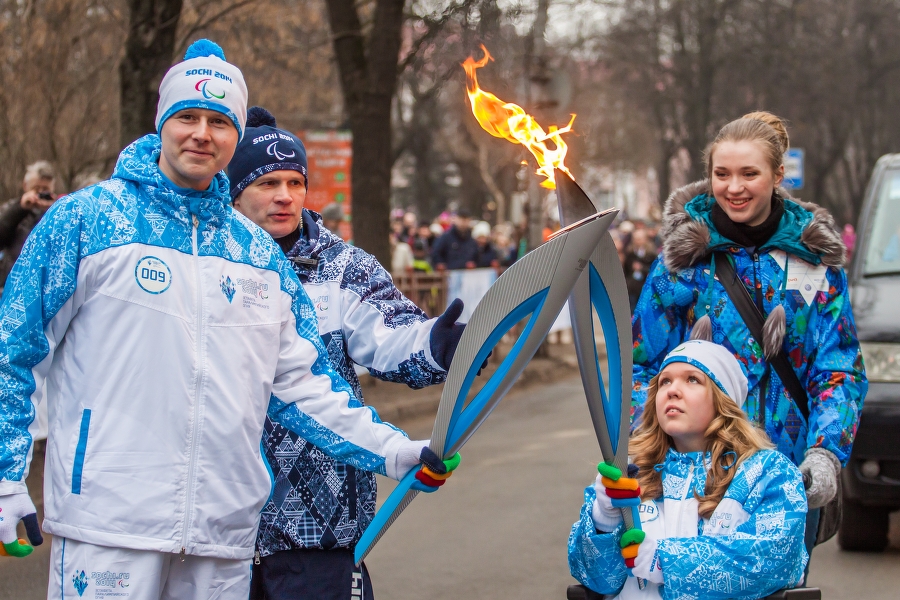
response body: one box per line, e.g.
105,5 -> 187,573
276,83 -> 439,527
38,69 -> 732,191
181,216 -> 204,557
674,464 -> 695,537
751,251 -> 770,426
751,252 -> 764,312
254,551 -> 261,565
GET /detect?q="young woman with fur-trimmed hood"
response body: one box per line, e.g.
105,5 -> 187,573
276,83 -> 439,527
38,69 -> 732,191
630,112 -> 867,550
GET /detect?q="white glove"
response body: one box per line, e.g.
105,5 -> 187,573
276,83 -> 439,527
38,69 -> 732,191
630,534 -> 663,585
392,439 -> 431,480
0,492 -> 42,557
799,448 -> 841,509
591,473 -> 624,531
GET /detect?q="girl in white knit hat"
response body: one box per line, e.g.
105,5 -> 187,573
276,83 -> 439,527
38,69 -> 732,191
569,340 -> 809,599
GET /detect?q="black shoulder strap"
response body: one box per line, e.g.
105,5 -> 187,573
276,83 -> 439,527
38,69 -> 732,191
712,253 -> 810,421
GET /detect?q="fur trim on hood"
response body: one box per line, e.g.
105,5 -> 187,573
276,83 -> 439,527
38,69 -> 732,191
660,180 -> 846,273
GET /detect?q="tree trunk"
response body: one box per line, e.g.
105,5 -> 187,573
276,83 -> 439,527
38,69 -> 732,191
678,0 -> 719,182
119,0 -> 184,149
325,0 -> 406,267
656,144 -> 673,204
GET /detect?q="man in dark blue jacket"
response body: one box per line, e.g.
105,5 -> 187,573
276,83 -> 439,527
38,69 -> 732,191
230,108 -> 467,600
431,208 -> 479,270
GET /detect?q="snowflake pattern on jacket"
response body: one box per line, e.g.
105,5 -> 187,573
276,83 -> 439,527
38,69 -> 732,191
632,186 -> 867,466
568,448 -> 808,599
256,209 -> 446,555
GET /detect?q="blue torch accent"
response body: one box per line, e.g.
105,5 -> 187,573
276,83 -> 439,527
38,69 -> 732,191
445,289 -> 548,453
355,467 -> 421,563
354,288 -> 550,565
588,264 -> 623,452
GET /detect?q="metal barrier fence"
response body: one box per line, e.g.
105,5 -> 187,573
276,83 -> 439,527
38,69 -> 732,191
393,271 -> 450,317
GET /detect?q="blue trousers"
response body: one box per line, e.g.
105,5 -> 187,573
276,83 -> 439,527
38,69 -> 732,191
249,548 -> 374,600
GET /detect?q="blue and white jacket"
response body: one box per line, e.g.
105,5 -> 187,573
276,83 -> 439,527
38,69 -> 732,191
568,448 -> 808,599
0,135 -> 412,560
632,182 -> 866,467
256,209 -> 445,555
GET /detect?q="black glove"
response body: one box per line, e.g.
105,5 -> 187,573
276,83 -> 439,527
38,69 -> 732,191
419,446 -> 449,475
430,299 -> 466,371
429,299 -> 491,374
411,446 -> 462,493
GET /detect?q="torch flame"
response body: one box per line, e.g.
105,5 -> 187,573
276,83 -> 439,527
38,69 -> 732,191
462,45 -> 575,189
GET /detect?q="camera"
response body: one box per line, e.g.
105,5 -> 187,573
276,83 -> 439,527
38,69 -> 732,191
37,192 -> 53,202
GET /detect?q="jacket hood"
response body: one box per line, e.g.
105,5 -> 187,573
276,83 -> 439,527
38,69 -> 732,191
660,180 -> 846,272
285,208 -> 343,261
112,134 -> 232,224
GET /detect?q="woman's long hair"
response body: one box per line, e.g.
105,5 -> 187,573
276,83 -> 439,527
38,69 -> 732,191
630,374 -> 774,518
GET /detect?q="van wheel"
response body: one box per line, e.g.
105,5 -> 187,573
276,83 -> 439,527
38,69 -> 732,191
837,498 -> 889,552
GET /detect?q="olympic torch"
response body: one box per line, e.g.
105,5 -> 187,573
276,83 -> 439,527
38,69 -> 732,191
555,170 -> 645,588
460,44 -> 645,586
354,207 -> 618,565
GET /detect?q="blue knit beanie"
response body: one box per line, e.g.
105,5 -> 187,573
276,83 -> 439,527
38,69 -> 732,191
228,107 -> 309,199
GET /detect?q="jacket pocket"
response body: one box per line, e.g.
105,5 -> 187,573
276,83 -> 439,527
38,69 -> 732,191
71,409 -> 92,494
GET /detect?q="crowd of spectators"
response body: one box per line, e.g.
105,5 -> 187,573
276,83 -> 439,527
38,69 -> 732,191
609,219 -> 662,311
389,207 -> 520,275
390,205 -> 663,312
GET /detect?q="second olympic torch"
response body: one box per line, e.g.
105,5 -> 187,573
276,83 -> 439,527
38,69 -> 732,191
556,170 -> 645,587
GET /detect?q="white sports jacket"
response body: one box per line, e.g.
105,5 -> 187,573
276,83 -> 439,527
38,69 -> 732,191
0,135 -> 410,560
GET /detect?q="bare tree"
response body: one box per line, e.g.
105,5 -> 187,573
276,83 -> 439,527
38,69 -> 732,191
176,1 -> 342,133
320,0 -> 407,266
0,0 -> 124,197
119,0 -> 184,147
716,0 -> 900,223
599,0 -> 743,198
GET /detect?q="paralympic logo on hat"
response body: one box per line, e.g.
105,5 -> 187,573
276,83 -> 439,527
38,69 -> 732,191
195,78 -> 226,99
267,141 -> 296,161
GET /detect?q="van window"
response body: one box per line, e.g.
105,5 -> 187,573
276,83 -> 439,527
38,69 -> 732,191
864,169 -> 900,276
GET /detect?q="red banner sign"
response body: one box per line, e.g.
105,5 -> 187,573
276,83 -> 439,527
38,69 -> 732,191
298,130 -> 353,242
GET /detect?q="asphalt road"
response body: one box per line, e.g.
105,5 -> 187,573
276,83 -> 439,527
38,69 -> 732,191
3,374 -> 899,599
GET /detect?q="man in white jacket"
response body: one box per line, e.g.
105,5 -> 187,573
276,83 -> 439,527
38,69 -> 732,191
0,40 -> 448,600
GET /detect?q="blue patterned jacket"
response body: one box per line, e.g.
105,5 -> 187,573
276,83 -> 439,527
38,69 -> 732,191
632,182 -> 867,466
568,448 -> 808,599
256,209 -> 446,555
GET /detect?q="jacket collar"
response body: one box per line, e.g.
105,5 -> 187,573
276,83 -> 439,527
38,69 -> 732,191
656,447 -> 709,472
112,134 -> 231,226
660,180 -> 846,272
285,208 -> 343,261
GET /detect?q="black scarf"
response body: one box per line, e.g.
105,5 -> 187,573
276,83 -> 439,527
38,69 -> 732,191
711,193 -> 784,248
276,226 -> 302,254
